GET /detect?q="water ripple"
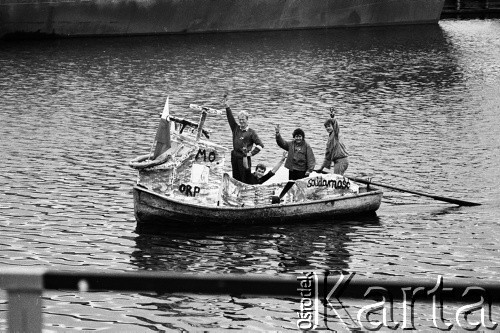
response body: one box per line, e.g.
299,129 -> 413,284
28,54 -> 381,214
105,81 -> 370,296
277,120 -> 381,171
1,20 -> 500,331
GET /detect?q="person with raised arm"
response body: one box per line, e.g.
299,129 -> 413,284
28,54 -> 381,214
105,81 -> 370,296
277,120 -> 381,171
316,110 -> 349,175
275,125 -> 315,180
223,97 -> 264,183
246,151 -> 287,185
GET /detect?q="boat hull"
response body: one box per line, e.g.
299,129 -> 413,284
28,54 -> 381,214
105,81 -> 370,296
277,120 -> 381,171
1,0 -> 445,39
133,185 -> 383,230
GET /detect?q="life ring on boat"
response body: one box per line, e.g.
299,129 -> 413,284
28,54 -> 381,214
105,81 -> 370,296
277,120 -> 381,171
128,151 -> 172,170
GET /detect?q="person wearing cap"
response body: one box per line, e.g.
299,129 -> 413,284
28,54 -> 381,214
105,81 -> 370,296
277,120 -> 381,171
275,125 -> 315,180
223,98 -> 264,183
316,112 -> 349,175
246,151 -> 287,185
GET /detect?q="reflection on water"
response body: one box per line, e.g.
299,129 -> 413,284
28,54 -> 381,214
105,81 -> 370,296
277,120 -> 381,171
132,217 -> 381,274
1,20 -> 500,331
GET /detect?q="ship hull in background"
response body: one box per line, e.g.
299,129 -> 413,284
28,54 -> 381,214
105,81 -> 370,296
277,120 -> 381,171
0,0 -> 446,39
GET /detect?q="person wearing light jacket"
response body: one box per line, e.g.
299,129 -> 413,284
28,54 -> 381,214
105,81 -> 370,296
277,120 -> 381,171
317,115 -> 349,175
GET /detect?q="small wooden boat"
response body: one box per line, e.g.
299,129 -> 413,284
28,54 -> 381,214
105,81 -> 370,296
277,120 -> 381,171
133,183 -> 382,230
130,101 -> 383,231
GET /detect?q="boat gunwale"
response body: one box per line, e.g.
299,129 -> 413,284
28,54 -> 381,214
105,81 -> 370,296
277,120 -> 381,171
133,184 -> 383,212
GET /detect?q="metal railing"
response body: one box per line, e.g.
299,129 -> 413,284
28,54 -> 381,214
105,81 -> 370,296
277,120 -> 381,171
442,0 -> 500,17
1,267 -> 500,332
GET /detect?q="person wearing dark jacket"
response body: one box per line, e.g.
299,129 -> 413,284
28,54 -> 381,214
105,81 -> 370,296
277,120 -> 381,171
275,125 -> 315,180
246,151 -> 287,185
223,99 -> 264,183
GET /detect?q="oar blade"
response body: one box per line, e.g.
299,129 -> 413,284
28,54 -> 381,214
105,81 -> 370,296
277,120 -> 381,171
279,181 -> 296,199
271,181 -> 296,204
431,195 -> 481,207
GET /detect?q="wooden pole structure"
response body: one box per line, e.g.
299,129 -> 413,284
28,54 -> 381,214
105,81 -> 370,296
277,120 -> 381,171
196,110 -> 208,141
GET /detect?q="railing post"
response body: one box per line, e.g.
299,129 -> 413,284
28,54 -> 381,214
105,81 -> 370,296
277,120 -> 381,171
7,290 -> 43,333
0,267 -> 46,333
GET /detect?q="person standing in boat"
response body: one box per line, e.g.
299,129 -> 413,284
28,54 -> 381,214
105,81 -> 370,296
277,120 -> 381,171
316,112 -> 349,175
275,126 -> 315,180
247,151 -> 287,185
223,98 -> 264,183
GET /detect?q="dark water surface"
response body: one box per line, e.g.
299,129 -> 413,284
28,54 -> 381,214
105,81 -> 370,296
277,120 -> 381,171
1,20 -> 500,331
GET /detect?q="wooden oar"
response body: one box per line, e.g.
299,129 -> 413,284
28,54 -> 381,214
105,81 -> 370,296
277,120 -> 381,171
347,176 -> 481,207
271,180 -> 296,204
